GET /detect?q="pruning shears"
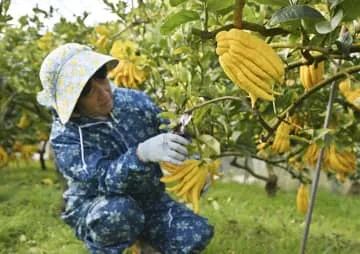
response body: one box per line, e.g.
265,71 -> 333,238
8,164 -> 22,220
173,113 -> 192,140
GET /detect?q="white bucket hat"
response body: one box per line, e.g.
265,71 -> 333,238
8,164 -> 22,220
37,43 -> 118,124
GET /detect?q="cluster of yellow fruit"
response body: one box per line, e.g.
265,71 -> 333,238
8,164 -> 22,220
12,142 -> 39,161
36,32 -> 55,51
160,159 -> 221,214
17,112 -> 31,129
299,61 -> 325,91
94,25 -> 110,50
108,41 -> 146,89
338,79 -> 360,110
0,146 -> 9,167
303,143 -> 330,170
108,61 -> 146,89
288,156 -> 303,171
296,184 -> 310,214
304,143 -> 356,181
272,121 -> 291,154
215,28 -> 284,107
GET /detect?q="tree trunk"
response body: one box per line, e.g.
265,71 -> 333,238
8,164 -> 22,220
39,141 -> 47,170
348,181 -> 360,196
265,163 -> 278,197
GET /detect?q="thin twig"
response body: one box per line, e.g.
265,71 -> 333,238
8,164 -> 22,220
111,19 -> 150,40
184,96 -> 245,114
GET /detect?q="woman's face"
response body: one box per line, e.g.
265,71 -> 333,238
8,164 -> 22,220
75,76 -> 113,118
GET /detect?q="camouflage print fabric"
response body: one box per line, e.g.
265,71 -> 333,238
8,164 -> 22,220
50,87 -> 214,253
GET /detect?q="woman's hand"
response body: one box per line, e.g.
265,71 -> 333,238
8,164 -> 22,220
137,133 -> 190,165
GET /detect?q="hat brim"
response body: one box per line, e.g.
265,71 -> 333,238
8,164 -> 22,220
55,50 -> 118,124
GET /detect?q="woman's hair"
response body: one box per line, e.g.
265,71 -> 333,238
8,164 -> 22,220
72,64 -> 108,115
80,64 -> 108,97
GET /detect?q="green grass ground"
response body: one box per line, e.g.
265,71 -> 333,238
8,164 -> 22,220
0,163 -> 359,254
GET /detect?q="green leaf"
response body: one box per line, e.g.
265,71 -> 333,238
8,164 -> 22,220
207,0 -> 233,12
198,134 -> 221,155
329,0 -> 344,10
169,0 -> 188,6
331,9 -> 343,28
157,111 -> 178,121
160,10 -> 200,34
315,9 -> 343,34
313,128 -> 331,141
250,0 -> 289,6
193,105 -> 211,126
314,20 -> 333,34
269,5 -> 324,25
166,86 -> 185,105
339,0 -> 360,21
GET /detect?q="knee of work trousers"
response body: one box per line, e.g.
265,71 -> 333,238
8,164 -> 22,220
85,195 -> 145,248
167,214 -> 214,254
142,193 -> 214,254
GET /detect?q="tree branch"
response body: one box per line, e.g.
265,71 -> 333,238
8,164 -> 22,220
111,19 -> 150,40
286,54 -> 352,71
184,95 -> 245,114
230,156 -> 269,182
264,65 -> 360,142
283,65 -> 360,117
219,151 -> 312,184
191,22 -> 290,40
252,105 -> 272,132
233,0 -> 246,29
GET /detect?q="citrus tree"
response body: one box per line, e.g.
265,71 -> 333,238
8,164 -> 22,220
0,0 -> 360,204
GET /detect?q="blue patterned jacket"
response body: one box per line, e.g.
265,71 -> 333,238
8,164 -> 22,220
50,87 -> 166,228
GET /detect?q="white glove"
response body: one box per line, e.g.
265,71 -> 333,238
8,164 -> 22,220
137,133 -> 190,165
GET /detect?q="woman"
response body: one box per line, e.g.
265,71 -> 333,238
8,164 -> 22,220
37,43 -> 214,253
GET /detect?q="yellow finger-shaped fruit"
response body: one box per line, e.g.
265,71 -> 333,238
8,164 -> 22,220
221,53 -> 274,101
166,180 -> 186,193
160,161 -> 198,183
191,187 -> 200,213
224,53 -> 274,94
176,169 -> 203,197
248,93 -> 257,108
229,49 -> 275,83
182,163 -> 201,182
215,30 -> 228,41
338,79 -> 351,96
219,56 -> 244,89
228,44 -> 280,82
190,169 -> 208,214
226,29 -> 284,78
329,145 -> 345,172
300,65 -> 308,90
296,184 -> 309,214
315,61 -> 324,84
160,162 -> 181,172
308,64 -> 317,87
336,171 -> 346,182
300,65 -> 312,91
335,152 -> 356,173
304,66 -> 313,91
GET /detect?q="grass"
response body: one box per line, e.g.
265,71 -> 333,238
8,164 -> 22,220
0,162 -> 359,254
